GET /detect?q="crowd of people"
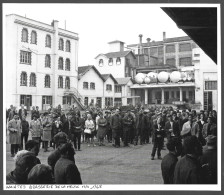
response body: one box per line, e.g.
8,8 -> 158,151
5,103 -> 218,184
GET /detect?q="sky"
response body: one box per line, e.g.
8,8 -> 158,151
3,3 -> 187,66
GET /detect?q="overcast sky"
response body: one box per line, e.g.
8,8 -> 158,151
3,3 -> 187,66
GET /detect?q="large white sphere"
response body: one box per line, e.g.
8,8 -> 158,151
135,73 -> 146,79
144,77 -> 151,84
181,72 -> 187,81
187,72 -> 194,81
147,72 -> 158,79
158,71 -> 169,83
170,71 -> 181,83
135,76 -> 144,84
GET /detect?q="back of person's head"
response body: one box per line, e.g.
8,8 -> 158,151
14,152 -> 39,184
183,136 -> 202,156
25,140 -> 39,156
27,164 -> 54,184
166,138 -> 178,152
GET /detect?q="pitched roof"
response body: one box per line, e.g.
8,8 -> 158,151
78,65 -> 105,81
115,77 -> 133,85
96,50 -> 136,59
101,74 -> 118,84
108,40 -> 125,44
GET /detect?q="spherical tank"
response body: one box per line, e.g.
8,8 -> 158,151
144,77 -> 151,84
158,71 -> 169,83
170,71 -> 181,83
135,76 -> 144,84
147,72 -> 158,83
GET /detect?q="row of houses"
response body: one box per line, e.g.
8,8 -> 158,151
5,14 -> 218,111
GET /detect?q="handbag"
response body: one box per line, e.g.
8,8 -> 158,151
84,128 -> 91,134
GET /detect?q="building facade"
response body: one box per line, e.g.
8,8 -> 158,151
5,14 -> 81,111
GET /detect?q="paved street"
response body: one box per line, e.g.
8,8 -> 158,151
5,139 -> 167,184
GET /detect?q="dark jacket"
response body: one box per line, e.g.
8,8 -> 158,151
165,121 -> 180,139
161,152 -> 178,184
62,121 -> 74,139
136,113 -> 148,135
48,149 -> 61,173
173,155 -> 202,184
199,148 -> 217,184
73,118 -> 82,133
6,171 -> 18,184
21,120 -> 29,134
122,114 -> 134,131
18,108 -> 27,120
54,156 -> 82,184
111,114 -> 122,130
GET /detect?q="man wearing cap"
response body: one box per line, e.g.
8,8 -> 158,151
8,114 -> 22,157
122,109 -> 134,147
199,135 -> 217,184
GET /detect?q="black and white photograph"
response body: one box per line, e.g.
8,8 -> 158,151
2,2 -> 221,191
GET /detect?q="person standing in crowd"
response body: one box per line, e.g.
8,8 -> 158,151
182,114 -> 197,136
6,152 -> 39,184
27,164 -> 55,184
51,116 -> 63,149
122,109 -> 134,147
60,110 -> 67,124
42,112 -> 53,152
48,132 -> 68,173
111,109 -> 122,148
212,110 -> 217,124
31,106 -> 36,120
203,117 -> 217,138
20,116 -> 29,150
85,114 -> 96,147
173,136 -> 203,184
63,114 -> 74,141
199,135 -> 217,184
105,111 -> 112,143
8,106 -> 16,122
97,112 -> 107,146
80,113 -> 87,143
136,109 -> 148,145
25,140 -> 41,164
8,114 -> 22,157
193,113 -> 206,146
73,113 -> 82,151
151,117 -> 165,160
6,105 -> 14,122
35,106 -> 40,119
18,104 -> 27,121
30,114 -> 42,148
161,137 -> 180,184
165,114 -> 180,141
54,143 -> 82,184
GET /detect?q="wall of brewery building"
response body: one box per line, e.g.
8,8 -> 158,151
194,48 -> 218,110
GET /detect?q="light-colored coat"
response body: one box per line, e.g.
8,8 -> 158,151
30,120 -> 43,138
182,121 -> 198,137
8,119 -> 21,144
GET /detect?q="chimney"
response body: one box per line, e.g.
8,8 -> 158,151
139,34 -> 143,55
146,38 -> 151,44
163,32 -> 166,40
51,20 -> 59,30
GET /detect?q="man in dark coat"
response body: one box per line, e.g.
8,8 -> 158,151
122,109 -> 134,147
20,116 -> 29,150
54,143 -> 82,184
25,140 -> 41,164
136,109 -> 148,145
165,114 -> 180,141
62,114 -> 74,141
161,138 -> 180,184
6,152 -> 39,184
18,104 -> 27,121
199,135 -> 217,184
173,136 -> 203,184
111,109 -> 122,147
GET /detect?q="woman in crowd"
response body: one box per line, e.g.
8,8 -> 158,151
42,112 -> 53,152
51,116 -> 63,149
85,114 -> 96,147
97,112 -> 107,146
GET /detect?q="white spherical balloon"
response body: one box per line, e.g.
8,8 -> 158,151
135,73 -> 146,79
144,77 -> 151,84
181,72 -> 187,81
158,71 -> 169,83
135,76 -> 144,84
170,71 -> 181,83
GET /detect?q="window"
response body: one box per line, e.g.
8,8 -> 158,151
21,28 -> 28,42
205,81 -> 217,90
20,72 -> 27,86
63,96 -> 71,105
20,51 -> 31,64
179,43 -> 191,52
30,31 -> 37,44
30,73 -> 36,87
58,76 -> 63,88
116,57 -> 121,65
115,85 -> 122,93
106,84 -> 112,91
194,54 -> 200,57
45,75 -> 51,88
158,46 -> 164,55
91,99 -> 94,104
179,57 -> 192,66
83,82 -> 88,89
105,97 -> 113,107
99,59 -> 104,66
166,44 -> 175,53
65,59 -> 70,71
150,47 -> 158,56
65,77 -> 70,89
90,82 -> 95,90
189,91 -> 195,100
58,57 -> 64,70
144,48 -> 149,55
171,91 -> 175,98
166,58 -> 175,66
59,38 -> 64,50
45,35 -> 51,48
176,91 -> 180,99
42,96 -> 52,105
45,55 -> 51,68
84,97 -> 89,106
66,40 -> 71,52
108,58 -> 113,66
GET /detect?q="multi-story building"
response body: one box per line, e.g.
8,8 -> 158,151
5,14 -> 82,110
127,33 -> 218,111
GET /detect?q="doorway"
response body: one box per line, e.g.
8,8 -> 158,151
20,95 -> 32,111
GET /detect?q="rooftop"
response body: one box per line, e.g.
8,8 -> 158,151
115,77 -> 132,85
108,40 -> 125,44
